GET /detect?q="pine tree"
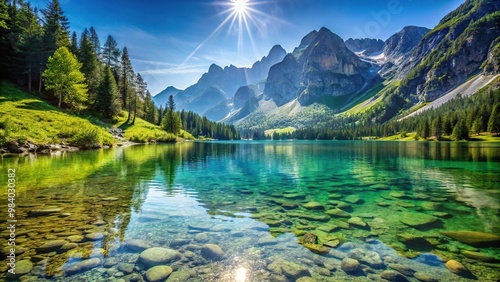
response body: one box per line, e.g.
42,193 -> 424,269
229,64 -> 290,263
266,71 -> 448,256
102,35 -> 120,68
471,116 -> 483,135
41,0 -> 70,61
89,26 -> 100,56
121,47 -> 134,121
432,115 -> 442,139
78,35 -> 100,107
161,95 -> 181,134
70,31 -> 78,54
488,103 -> 500,135
42,46 -> 88,111
451,118 -> 469,141
96,65 -> 120,119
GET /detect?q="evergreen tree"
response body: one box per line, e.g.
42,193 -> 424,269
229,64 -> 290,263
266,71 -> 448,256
432,115 -> 442,139
161,95 -> 181,134
0,0 -> 8,30
488,103 -> 500,135
102,35 -> 120,68
70,31 -> 78,54
42,46 -> 88,111
0,0 -> 11,79
451,118 -> 469,141
78,35 -> 100,107
143,90 -> 157,124
96,65 -> 120,119
471,116 -> 483,135
89,26 -> 100,56
120,47 -> 134,120
41,0 -> 70,63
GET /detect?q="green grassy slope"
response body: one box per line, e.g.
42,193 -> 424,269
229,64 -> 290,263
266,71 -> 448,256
0,82 -> 193,147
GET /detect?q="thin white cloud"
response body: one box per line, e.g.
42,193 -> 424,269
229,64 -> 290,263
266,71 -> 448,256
139,66 -> 207,75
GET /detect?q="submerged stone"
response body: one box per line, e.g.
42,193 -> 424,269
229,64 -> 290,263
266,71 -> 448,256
461,250 -> 498,262
303,243 -> 330,254
323,239 -> 340,248
341,258 -> 362,274
388,263 -> 415,276
303,202 -> 324,210
124,239 -> 152,252
6,260 -> 33,278
28,208 -> 62,216
268,260 -> 311,280
145,265 -> 173,282
445,259 -> 468,275
348,217 -> 367,228
36,240 -> 68,253
139,247 -> 181,268
257,236 -> 278,246
440,231 -> 500,247
414,272 -> 439,282
301,232 -> 318,244
399,212 -> 439,229
348,248 -> 384,269
380,270 -> 409,282
64,258 -> 101,276
200,244 -> 225,261
344,195 -> 361,204
326,208 -> 350,218
283,193 -> 306,200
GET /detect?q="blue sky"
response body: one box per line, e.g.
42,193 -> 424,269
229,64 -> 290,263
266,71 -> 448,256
33,0 -> 465,95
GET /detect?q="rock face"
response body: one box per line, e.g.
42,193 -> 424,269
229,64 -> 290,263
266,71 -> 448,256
139,247 -> 181,268
383,26 -> 430,66
441,230 -> 500,247
264,27 -> 373,106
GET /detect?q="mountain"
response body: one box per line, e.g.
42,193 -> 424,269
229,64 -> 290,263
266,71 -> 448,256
397,0 -> 500,101
172,45 -> 286,120
345,38 -> 384,56
153,86 -> 181,107
379,26 -> 430,77
264,27 -> 375,106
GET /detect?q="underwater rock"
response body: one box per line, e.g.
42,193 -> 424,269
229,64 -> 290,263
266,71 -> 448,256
5,260 -> 33,279
304,243 -> 331,254
257,236 -> 278,246
388,263 -> 415,276
282,202 -> 299,209
303,202 -> 325,210
167,269 -> 192,282
348,248 -> 384,269
200,244 -> 225,261
461,250 -> 498,262
188,223 -> 212,232
329,200 -> 352,210
326,208 -> 350,218
28,208 -> 62,217
139,247 -> 182,268
124,239 -> 152,252
344,195 -> 362,204
323,239 -> 340,248
302,232 -> 318,244
329,193 -> 343,199
317,224 -> 340,233
36,240 -> 68,253
268,259 -> 311,280
440,231 -> 500,247
341,258 -> 362,274
399,212 -> 439,229
445,259 -> 468,275
414,272 -> 439,282
84,232 -> 104,241
348,217 -> 367,228
283,193 -> 306,200
145,265 -> 173,282
67,235 -> 84,243
380,269 -> 409,281
64,258 -> 101,276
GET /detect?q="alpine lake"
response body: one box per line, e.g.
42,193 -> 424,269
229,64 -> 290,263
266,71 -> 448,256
1,141 -> 499,282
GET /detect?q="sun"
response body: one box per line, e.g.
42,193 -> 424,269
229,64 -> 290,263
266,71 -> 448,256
232,0 -> 249,15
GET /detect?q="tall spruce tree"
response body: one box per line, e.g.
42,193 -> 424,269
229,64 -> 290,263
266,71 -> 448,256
89,26 -> 100,56
78,35 -> 100,107
488,103 -> 500,135
120,47 -> 134,121
96,65 -> 120,119
102,35 -> 120,68
70,31 -> 78,54
41,0 -> 70,63
161,95 -> 181,134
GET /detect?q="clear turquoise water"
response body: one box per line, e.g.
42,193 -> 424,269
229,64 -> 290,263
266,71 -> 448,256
0,141 -> 499,281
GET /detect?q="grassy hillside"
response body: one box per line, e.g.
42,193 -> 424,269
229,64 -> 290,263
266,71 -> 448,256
0,82 -> 192,148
